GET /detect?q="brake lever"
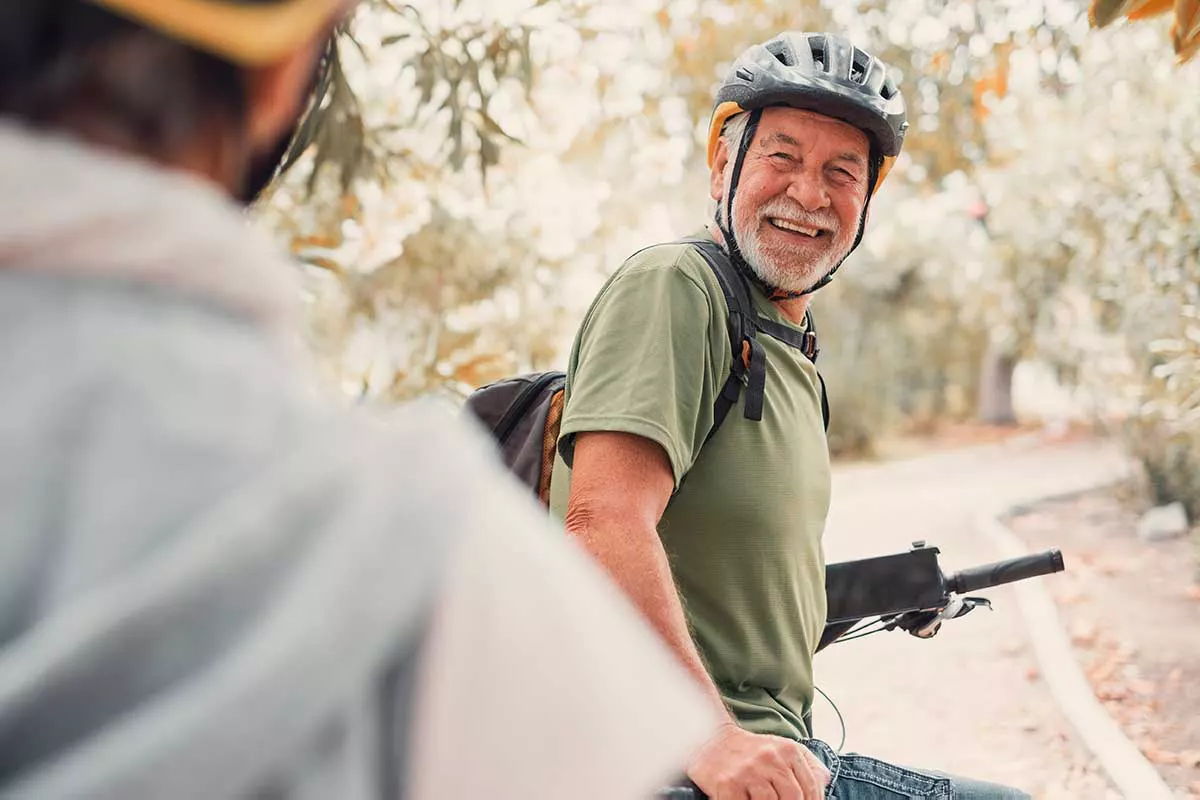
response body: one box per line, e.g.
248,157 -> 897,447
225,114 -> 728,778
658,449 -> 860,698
896,596 -> 993,639
946,595 -> 992,619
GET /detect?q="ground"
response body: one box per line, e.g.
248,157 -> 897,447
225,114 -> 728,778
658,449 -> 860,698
1009,489 -> 1200,798
813,434 -> 1129,798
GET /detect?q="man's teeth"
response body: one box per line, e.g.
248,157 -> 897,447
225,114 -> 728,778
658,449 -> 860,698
771,218 -> 820,237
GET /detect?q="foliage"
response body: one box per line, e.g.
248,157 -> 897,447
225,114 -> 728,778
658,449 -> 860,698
1128,306 -> 1200,523
1089,0 -> 1200,63
256,0 -> 668,401
817,180 -> 992,455
253,0 -> 1199,498
978,21 -> 1200,516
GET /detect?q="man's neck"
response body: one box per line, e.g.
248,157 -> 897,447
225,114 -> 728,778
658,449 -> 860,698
773,295 -> 811,326
706,224 -> 813,326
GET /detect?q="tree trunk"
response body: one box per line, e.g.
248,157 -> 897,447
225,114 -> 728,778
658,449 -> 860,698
978,344 -> 1018,426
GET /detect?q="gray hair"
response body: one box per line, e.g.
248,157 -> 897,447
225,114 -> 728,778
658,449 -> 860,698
713,111 -> 752,226
720,111 -> 752,156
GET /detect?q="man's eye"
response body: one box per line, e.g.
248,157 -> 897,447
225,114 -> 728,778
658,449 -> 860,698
834,168 -> 857,180
770,152 -> 794,162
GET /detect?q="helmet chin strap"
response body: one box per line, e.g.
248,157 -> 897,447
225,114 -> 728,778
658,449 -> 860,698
715,109 -> 772,293
717,108 -> 881,299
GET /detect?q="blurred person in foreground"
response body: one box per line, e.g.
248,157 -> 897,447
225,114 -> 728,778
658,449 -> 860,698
0,2 -> 714,798
550,32 -> 1029,800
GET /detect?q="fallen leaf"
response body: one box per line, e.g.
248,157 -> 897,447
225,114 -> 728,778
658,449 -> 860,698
1072,621 -> 1100,647
1142,743 -> 1181,765
1054,588 -> 1088,605
1098,563 -> 1124,576
1086,651 -> 1125,683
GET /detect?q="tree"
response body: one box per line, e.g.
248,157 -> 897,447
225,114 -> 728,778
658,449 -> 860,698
254,0 -> 1194,465
255,0 -> 678,401
979,19 -> 1200,519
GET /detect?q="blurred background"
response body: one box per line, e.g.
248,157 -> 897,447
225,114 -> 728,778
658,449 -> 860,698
246,0 -> 1199,791
254,0 -> 1197,498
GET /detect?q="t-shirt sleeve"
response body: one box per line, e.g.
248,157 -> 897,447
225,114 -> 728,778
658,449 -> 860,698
406,489 -> 717,800
557,250 -> 726,486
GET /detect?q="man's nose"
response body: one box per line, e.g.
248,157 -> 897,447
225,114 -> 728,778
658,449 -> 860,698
786,170 -> 831,212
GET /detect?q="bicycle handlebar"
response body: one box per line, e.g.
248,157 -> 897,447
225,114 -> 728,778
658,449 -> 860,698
657,546 -> 1066,800
944,548 -> 1064,594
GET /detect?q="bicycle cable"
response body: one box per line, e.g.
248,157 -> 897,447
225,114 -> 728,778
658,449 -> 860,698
831,618 -> 891,643
812,683 -> 846,753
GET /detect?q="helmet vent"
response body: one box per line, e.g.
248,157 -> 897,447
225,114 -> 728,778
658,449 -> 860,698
736,66 -> 755,82
765,38 -> 793,66
850,49 -> 870,84
808,35 -> 828,72
880,77 -> 897,99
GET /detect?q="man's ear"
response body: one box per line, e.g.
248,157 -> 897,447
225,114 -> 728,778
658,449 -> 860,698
243,39 -> 324,151
710,139 -> 730,204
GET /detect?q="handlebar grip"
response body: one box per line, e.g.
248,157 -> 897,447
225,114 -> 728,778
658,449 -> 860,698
946,549 -> 1064,594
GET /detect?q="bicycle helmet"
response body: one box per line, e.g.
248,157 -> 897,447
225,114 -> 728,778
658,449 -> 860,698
707,32 -> 908,296
89,0 -> 356,200
91,0 -> 353,66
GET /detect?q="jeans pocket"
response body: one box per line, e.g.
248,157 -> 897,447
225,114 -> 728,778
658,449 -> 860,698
810,744 -> 954,800
801,739 -> 841,799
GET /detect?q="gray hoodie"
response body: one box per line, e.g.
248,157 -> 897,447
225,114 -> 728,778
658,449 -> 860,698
0,123 -> 713,800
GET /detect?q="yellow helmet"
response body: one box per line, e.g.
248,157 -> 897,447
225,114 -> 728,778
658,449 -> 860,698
88,0 -> 353,66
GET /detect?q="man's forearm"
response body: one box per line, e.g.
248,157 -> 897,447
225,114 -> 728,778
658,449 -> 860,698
565,513 -> 732,722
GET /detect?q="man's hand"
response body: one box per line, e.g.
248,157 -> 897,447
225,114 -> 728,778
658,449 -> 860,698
688,723 -> 831,800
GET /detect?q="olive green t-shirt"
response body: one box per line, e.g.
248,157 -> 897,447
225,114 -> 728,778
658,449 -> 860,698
549,234 -> 831,740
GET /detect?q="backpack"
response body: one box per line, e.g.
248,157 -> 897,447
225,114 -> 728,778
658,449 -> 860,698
463,237 -> 829,506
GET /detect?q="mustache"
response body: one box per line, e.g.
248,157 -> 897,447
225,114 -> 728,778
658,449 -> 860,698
754,198 -> 840,233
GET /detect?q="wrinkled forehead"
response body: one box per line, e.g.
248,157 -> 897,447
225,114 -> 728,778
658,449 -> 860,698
756,107 -> 871,156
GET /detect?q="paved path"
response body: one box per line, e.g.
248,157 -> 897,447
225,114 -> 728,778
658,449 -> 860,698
814,436 -> 1132,798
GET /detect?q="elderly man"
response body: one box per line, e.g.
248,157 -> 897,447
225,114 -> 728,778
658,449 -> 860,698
550,32 -> 1030,800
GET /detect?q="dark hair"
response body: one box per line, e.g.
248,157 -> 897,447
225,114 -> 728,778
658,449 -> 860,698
0,0 -> 246,156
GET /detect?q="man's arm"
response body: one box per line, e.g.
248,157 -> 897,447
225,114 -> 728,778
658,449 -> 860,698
406,437 -> 717,800
564,431 -> 830,800
564,430 -> 730,720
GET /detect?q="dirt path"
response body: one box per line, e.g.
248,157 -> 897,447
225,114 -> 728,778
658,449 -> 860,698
813,436 -> 1129,798
1011,490 -> 1200,797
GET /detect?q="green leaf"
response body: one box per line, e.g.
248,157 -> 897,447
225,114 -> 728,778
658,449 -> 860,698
478,109 -> 523,145
1089,0 -> 1137,28
480,135 -> 501,167
519,29 -> 534,91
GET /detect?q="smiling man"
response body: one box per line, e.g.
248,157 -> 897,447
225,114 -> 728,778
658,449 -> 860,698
549,32 -> 1030,800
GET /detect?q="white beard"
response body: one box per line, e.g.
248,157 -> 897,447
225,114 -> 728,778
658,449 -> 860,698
720,196 -> 854,295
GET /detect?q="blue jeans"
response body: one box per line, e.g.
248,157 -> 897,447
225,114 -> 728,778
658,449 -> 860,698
804,739 -> 1031,799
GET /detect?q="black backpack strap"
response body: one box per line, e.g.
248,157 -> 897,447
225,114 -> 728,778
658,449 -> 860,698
799,308 -> 829,432
681,236 -> 829,434
681,238 -> 767,433
756,312 -> 820,363
816,369 -> 830,433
